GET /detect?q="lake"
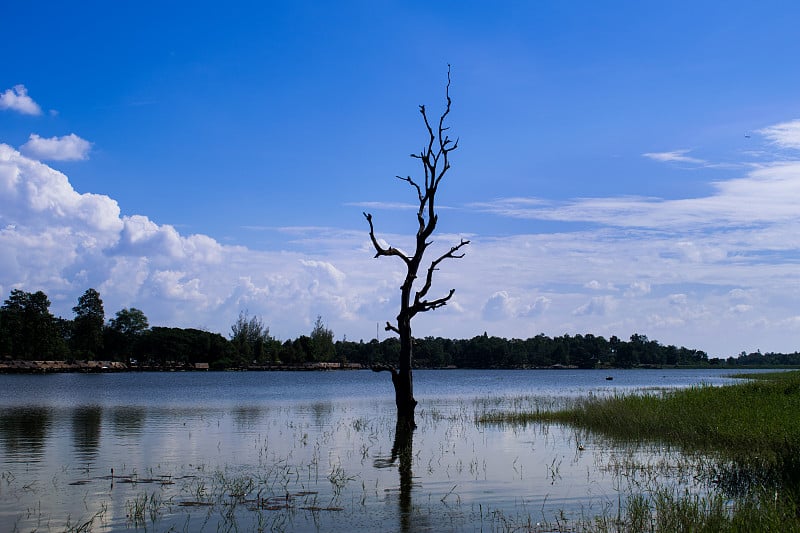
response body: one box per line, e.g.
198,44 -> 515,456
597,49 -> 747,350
0,368 -> 764,532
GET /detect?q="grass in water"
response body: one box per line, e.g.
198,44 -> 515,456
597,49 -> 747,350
480,370 -> 800,532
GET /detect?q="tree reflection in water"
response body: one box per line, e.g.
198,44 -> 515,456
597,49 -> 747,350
0,406 -> 51,459
110,406 -> 146,437
374,416 -> 416,532
71,405 -> 102,462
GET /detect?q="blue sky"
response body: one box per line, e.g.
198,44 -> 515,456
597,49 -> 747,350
3,1 -> 800,357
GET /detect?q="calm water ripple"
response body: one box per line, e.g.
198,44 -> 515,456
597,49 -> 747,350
0,368 -> 769,532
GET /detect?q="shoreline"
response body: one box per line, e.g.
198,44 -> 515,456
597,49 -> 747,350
1,359 -> 792,374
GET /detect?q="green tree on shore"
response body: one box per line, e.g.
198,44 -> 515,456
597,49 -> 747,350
71,288 -> 105,358
309,315 -> 335,362
106,308 -> 149,360
230,310 -> 275,364
0,289 -> 65,359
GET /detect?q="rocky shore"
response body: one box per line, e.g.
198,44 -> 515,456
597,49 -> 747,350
0,360 -> 128,373
0,359 -> 365,373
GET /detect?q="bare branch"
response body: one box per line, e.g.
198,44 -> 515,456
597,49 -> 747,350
416,288 -> 456,313
363,212 -> 411,265
385,321 -> 400,335
412,238 -> 470,314
396,175 -> 423,203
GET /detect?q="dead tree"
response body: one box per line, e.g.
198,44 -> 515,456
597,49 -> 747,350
364,67 -> 469,425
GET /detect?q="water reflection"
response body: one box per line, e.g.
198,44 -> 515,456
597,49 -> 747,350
311,401 -> 333,427
374,417 -> 422,533
0,406 -> 51,459
232,406 -> 262,430
71,406 -> 102,461
110,406 -> 146,437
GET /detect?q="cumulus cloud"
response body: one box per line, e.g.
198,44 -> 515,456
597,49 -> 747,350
728,304 -> 752,314
20,133 -> 92,161
0,85 -> 42,115
116,215 -> 224,263
585,280 -> 615,291
573,296 -> 617,316
0,143 -> 391,339
625,281 -> 651,297
482,291 -> 551,321
0,144 -> 121,238
728,288 -> 755,302
4,113 -> 800,356
524,296 -> 551,316
668,294 -> 688,306
482,291 -> 515,320
301,259 -> 347,294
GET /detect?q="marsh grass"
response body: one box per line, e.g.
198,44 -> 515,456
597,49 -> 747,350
583,487 -> 800,533
480,370 -> 800,532
482,371 -> 800,462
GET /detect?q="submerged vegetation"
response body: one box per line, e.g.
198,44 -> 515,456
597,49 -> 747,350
481,371 -> 800,531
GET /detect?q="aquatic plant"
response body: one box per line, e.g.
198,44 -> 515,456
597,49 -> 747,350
480,371 -> 800,531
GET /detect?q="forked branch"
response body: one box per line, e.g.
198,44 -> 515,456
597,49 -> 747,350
412,238 -> 470,315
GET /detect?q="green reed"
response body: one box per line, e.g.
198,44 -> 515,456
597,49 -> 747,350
481,371 -> 800,464
480,371 -> 800,532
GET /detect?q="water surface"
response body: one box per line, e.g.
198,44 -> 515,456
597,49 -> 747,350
0,368 -> 763,531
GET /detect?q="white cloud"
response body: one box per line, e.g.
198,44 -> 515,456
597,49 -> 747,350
5,113 -> 800,356
642,149 -> 705,164
467,197 -> 550,219
573,296 -> 617,316
523,296 -> 551,316
481,291 -> 551,321
668,294 -> 688,306
482,291 -> 515,320
585,280 -> 615,291
0,85 -> 42,115
625,281 -> 651,297
0,144 -> 121,238
150,270 -> 205,303
474,158 -> 800,230
300,259 -> 346,287
348,201 -> 419,210
728,288 -> 755,302
728,304 -> 752,314
758,119 -> 800,150
20,133 -> 92,161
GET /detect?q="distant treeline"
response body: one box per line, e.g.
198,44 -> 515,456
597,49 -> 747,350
1,288 -> 797,369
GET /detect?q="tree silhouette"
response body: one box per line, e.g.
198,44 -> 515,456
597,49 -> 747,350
0,289 -> 61,359
71,288 -> 105,358
364,66 -> 469,424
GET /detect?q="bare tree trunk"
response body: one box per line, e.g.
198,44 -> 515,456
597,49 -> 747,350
375,319 -> 417,422
395,317 -> 417,421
